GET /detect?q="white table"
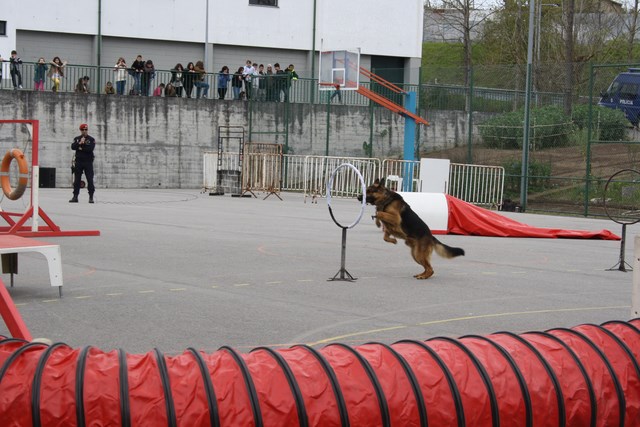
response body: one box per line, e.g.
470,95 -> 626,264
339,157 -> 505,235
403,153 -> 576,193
0,235 -> 63,297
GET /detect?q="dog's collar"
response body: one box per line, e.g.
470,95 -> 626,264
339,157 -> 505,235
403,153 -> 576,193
376,192 -> 396,211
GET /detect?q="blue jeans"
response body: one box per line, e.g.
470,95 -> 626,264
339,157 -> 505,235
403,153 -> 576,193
195,81 -> 209,98
233,86 -> 242,99
116,80 -> 126,95
133,74 -> 141,94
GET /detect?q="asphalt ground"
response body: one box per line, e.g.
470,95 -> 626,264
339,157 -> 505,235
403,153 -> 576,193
0,188 -> 636,355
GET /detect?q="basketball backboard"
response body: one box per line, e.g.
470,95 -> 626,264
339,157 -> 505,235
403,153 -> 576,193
319,49 -> 360,91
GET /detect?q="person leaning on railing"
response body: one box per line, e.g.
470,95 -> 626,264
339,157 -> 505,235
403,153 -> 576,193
33,58 -> 48,91
113,57 -> 128,95
47,56 -> 67,92
194,60 -> 209,99
130,55 -> 145,95
184,62 -> 196,98
217,66 -> 231,100
170,63 -> 185,98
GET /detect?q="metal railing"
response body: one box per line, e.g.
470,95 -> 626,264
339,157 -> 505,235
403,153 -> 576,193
448,163 -> 504,208
204,152 -> 505,207
0,61 -> 525,110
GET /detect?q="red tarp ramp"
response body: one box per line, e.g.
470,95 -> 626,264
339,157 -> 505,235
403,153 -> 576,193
445,195 -> 620,240
1,319 -> 640,426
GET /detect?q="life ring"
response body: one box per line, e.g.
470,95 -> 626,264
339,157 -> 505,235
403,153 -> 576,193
0,149 -> 29,200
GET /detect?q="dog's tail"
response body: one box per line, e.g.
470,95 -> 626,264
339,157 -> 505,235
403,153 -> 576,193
434,238 -> 465,259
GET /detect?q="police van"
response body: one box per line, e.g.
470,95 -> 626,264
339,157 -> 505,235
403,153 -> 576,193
599,68 -> 640,125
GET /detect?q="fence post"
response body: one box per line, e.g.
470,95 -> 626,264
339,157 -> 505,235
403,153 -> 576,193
584,63 -> 596,217
634,236 -> 640,317
467,66 -> 473,164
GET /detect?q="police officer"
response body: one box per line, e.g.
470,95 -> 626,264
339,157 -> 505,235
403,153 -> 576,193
70,123 -> 96,203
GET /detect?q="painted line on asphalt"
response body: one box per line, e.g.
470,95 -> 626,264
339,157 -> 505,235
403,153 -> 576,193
306,305 -> 630,347
307,325 -> 408,346
417,305 -> 631,326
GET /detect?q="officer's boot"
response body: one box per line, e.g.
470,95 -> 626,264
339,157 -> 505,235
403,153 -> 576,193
89,195 -> 94,204
69,195 -> 78,203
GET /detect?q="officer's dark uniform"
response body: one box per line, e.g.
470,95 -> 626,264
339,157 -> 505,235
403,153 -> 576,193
70,124 -> 96,203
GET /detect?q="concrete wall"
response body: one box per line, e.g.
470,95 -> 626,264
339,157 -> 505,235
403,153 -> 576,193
0,91 -> 477,189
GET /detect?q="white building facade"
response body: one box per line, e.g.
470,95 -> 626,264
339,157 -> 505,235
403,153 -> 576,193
1,0 -> 424,84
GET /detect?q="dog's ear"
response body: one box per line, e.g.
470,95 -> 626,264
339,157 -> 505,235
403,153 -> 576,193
373,178 -> 380,185
379,177 -> 386,187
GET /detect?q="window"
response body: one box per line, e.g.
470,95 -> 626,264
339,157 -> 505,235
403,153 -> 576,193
0,21 -> 6,37
249,0 -> 278,6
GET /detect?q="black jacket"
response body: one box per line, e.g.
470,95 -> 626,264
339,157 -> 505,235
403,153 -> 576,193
71,135 -> 96,162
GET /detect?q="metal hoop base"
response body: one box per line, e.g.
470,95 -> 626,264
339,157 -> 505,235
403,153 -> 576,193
607,223 -> 633,272
327,228 -> 357,282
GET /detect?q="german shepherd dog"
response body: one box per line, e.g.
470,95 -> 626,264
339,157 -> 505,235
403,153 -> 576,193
358,178 -> 465,279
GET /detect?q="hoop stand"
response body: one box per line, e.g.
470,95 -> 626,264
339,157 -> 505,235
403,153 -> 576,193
328,227 -> 356,282
325,163 -> 366,282
607,223 -> 633,272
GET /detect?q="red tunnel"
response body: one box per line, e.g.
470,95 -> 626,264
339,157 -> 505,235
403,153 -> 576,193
0,318 -> 639,426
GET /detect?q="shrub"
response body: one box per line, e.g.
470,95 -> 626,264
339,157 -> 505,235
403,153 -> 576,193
503,159 -> 553,198
480,106 -> 574,149
572,104 -> 628,142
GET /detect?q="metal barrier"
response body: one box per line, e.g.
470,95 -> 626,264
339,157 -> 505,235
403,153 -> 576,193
243,143 -> 283,197
300,156 -> 380,202
204,152 -> 503,207
381,159 -> 421,191
202,151 -> 240,192
448,163 -> 504,208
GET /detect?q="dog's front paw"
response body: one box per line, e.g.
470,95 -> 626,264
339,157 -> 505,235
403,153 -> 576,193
383,235 -> 397,244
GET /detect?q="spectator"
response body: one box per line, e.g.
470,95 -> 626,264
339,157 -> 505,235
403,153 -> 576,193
287,64 -> 299,80
330,83 -> 342,103
153,83 -> 165,97
165,83 -> 177,97
184,62 -> 196,98
194,60 -> 209,98
265,64 -> 276,102
9,50 -> 23,90
48,56 -> 66,92
217,66 -> 231,99
130,55 -> 145,95
104,81 -> 116,95
232,66 -> 244,100
256,64 -> 266,101
170,63 -> 185,97
141,59 -> 155,96
33,57 -> 48,91
274,63 -> 285,102
113,57 -> 128,95
283,63 -> 298,102
0,53 -> 3,87
75,76 -> 90,94
242,60 -> 255,100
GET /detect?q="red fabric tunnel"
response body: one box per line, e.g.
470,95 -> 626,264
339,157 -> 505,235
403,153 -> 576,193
0,318 -> 639,426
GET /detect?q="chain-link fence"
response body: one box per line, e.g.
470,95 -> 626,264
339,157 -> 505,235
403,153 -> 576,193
4,60 -> 639,216
420,62 -> 640,217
